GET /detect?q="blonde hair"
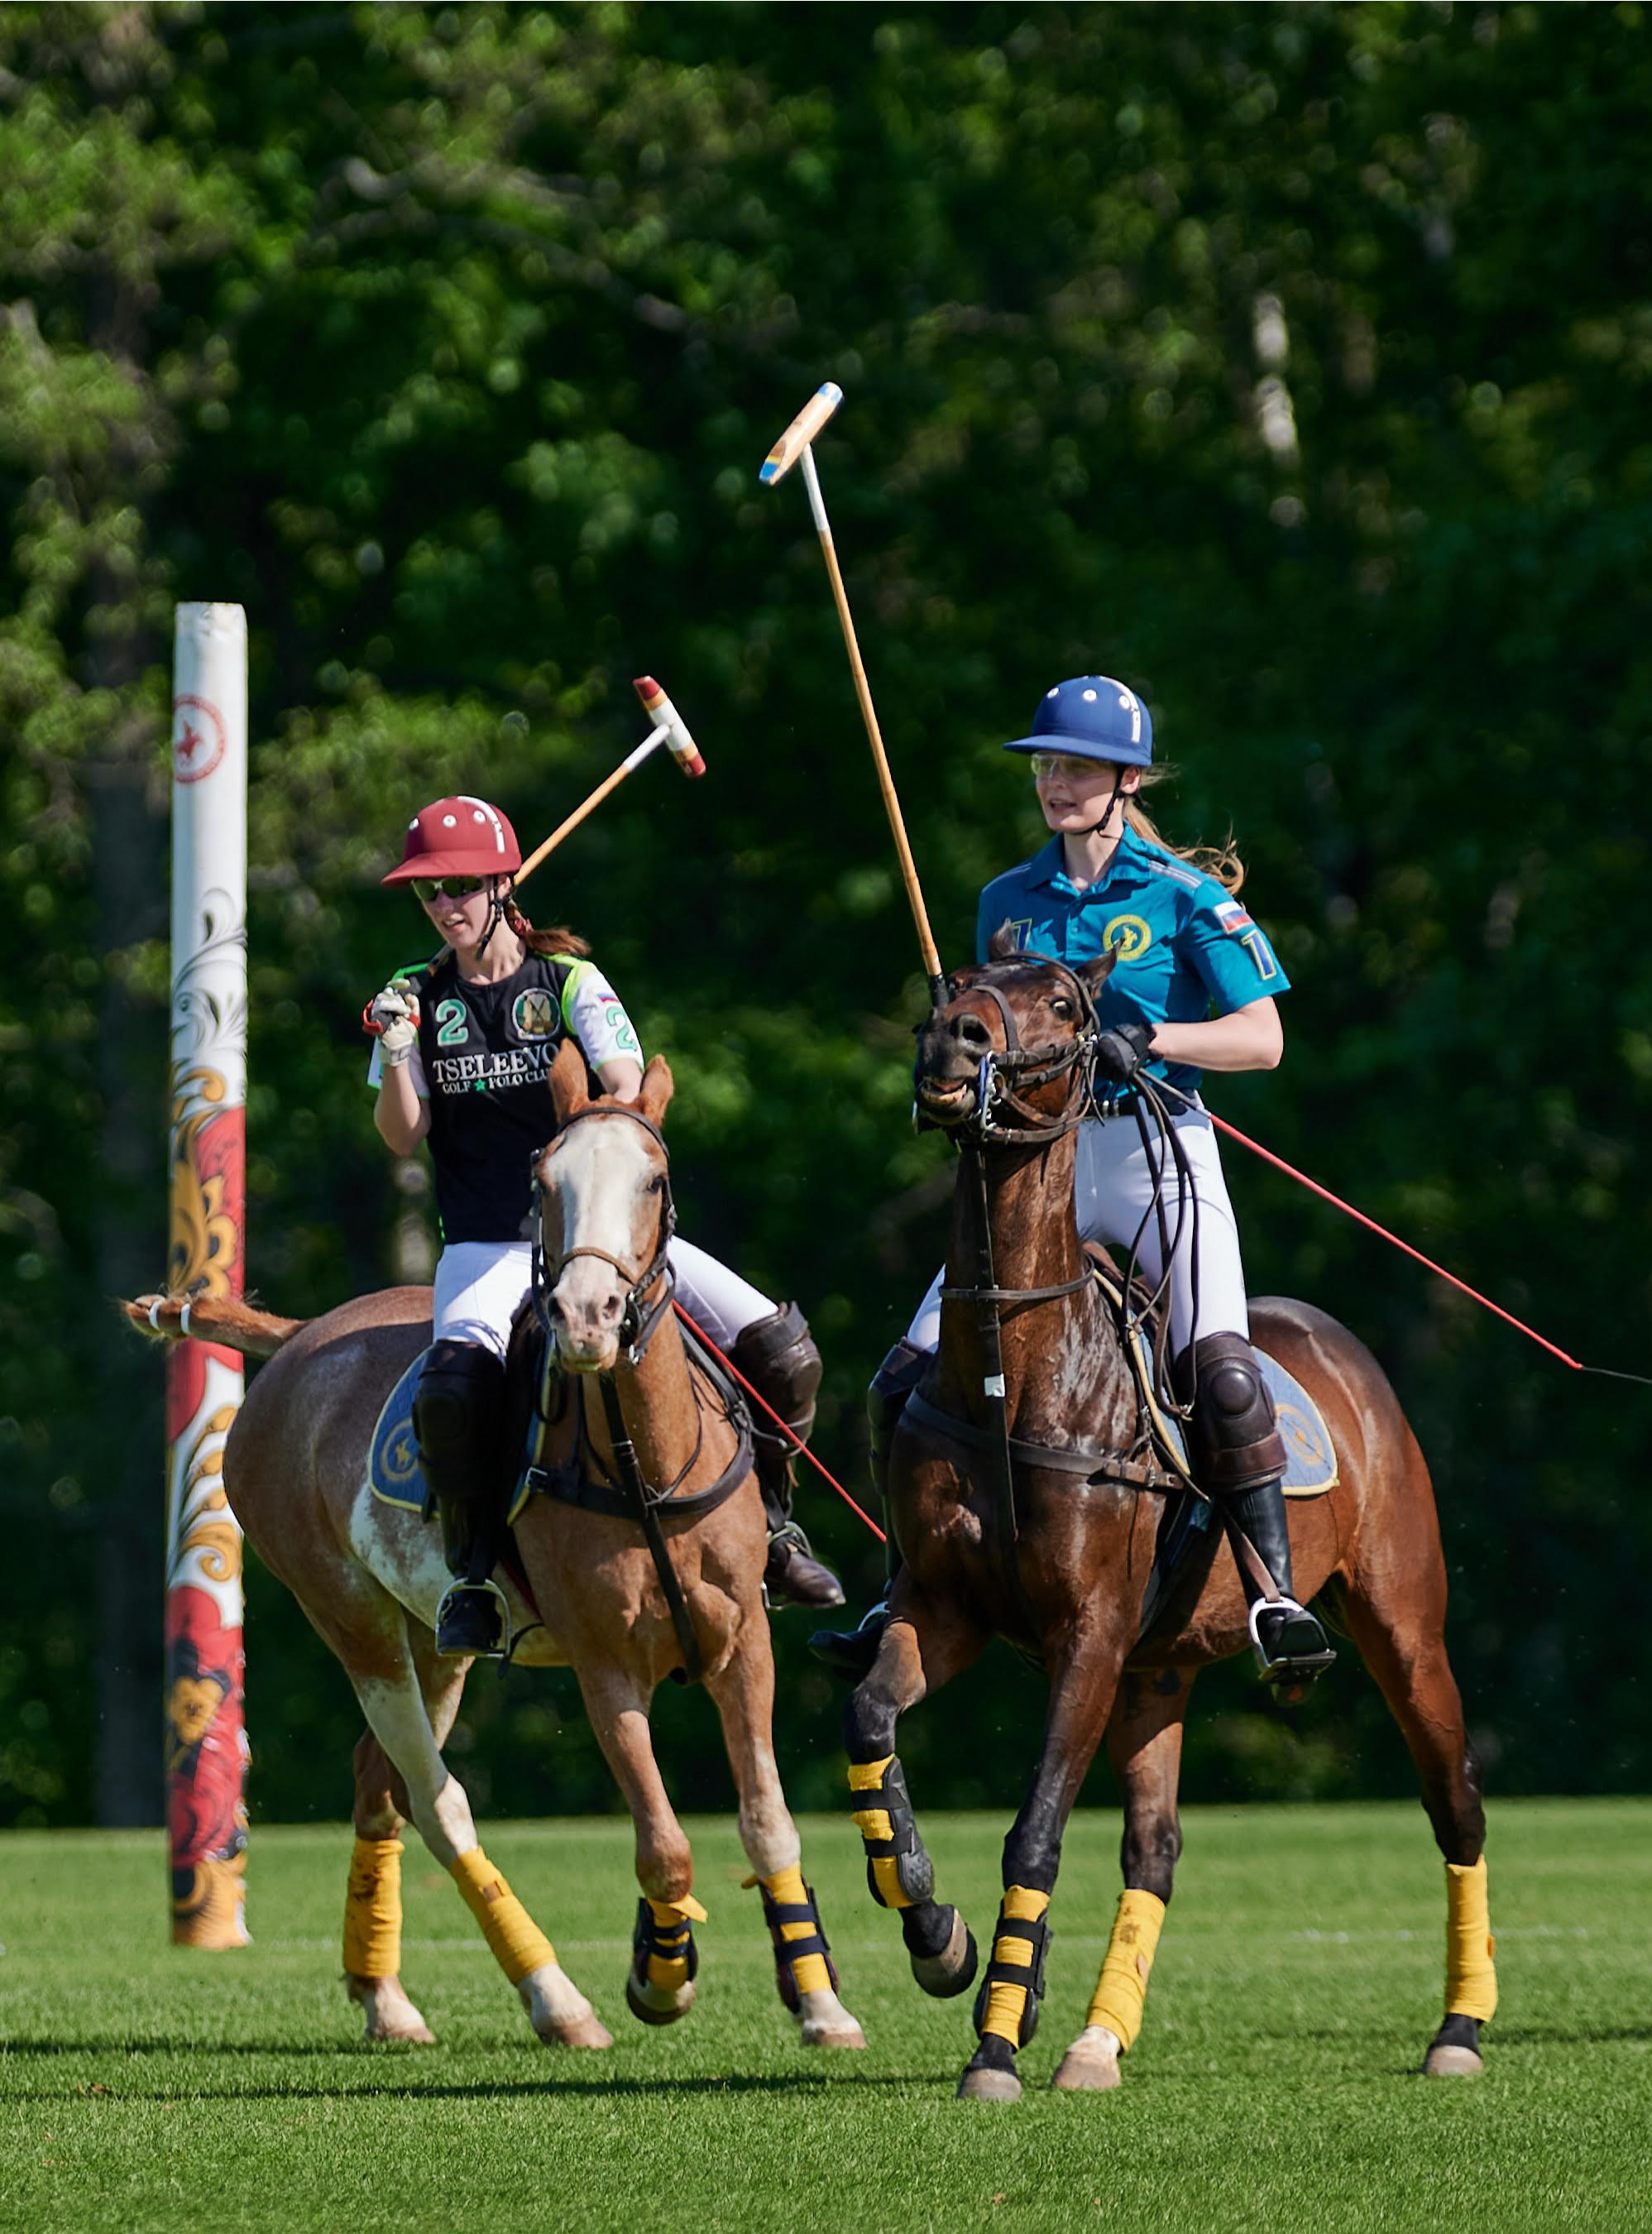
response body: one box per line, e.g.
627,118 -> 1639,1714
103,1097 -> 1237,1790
1122,763 -> 1246,894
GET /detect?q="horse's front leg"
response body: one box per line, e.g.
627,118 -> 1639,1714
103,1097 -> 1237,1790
704,1626 -> 865,2049
845,1593 -> 987,1999
1051,1663 -> 1195,2093
959,1621 -> 1129,2104
574,1660 -> 706,2027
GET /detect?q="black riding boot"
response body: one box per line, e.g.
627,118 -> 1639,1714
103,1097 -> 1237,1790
729,1304 -> 845,1611
1185,1332 -> 1336,1688
807,1339 -> 926,1676
414,1339 -> 510,1660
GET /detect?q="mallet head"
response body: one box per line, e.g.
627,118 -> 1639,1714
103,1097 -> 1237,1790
633,675 -> 706,777
759,381 -> 844,486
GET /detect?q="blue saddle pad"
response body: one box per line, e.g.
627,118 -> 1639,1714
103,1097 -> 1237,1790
370,1348 -> 530,1525
1152,1348 -> 1337,1498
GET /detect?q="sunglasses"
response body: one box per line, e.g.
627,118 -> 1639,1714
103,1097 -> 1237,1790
1029,752 -> 1111,779
410,875 -> 486,902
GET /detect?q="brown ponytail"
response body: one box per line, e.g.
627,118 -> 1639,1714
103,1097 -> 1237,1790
1123,765 -> 1246,895
504,895 -> 591,959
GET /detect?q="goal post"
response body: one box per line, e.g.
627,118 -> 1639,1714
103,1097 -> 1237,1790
164,602 -> 251,1948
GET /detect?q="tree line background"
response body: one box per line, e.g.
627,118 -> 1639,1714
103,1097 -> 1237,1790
4,0 -> 1650,1833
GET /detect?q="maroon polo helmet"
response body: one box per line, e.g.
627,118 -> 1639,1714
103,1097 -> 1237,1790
381,796 -> 522,886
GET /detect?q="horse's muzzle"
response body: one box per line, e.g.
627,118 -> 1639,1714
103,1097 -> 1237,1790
913,1014 -> 988,1125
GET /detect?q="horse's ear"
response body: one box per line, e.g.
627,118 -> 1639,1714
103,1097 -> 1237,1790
1077,951 -> 1117,1000
550,1036 -> 589,1123
637,1053 -> 674,1131
985,921 -> 1022,963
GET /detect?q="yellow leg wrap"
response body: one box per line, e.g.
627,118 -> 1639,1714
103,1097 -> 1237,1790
1085,1887 -> 1167,2050
1444,1858 -> 1498,2022
342,1835 -> 405,1979
979,1885 -> 1051,2048
847,1754 -> 912,1910
760,1867 -> 832,1997
644,1892 -> 707,1992
450,1847 -> 556,1986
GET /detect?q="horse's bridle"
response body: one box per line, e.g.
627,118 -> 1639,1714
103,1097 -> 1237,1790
931,959 -> 1103,1149
530,1103 -> 678,1366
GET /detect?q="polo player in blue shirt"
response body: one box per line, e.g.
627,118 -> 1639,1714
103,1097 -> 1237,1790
815,677 -> 1334,1688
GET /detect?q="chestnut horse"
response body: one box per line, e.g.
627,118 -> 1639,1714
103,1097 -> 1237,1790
128,1043 -> 863,2056
843,949 -> 1495,2101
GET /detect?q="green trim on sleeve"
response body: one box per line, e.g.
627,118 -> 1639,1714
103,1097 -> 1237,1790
553,954 -> 594,1032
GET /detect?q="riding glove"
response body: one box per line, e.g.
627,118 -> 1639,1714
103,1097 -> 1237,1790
364,984 -> 421,1067
1093,1020 -> 1155,1086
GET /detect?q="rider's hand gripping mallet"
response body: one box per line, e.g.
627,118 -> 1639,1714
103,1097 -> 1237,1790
513,675 -> 706,892
760,382 -> 946,998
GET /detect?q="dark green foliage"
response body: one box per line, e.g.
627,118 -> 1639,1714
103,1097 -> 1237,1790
3,3 -> 1650,1826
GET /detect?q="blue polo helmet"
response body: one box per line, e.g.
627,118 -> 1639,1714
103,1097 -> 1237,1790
1002,675 -> 1153,767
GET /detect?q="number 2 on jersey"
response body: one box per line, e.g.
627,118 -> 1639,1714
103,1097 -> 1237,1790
433,998 -> 468,1047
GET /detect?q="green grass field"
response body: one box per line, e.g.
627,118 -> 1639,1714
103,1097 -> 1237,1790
2,1800 -> 1650,2234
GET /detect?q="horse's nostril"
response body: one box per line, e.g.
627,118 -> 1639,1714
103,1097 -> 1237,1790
952,1013 -> 991,1050
601,1293 -> 623,1323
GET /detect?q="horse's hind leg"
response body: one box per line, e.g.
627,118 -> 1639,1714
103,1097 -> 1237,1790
845,1597 -> 987,2002
347,1636 -> 611,2049
343,1632 -> 467,2044
1051,1665 -> 1195,2093
1333,1527 -> 1496,2078
705,1631 -> 865,2049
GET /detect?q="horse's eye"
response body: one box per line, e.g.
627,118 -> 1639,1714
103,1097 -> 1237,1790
648,1174 -> 666,1195
1050,997 -> 1073,1019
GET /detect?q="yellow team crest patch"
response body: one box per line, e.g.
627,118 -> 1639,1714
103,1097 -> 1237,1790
1104,913 -> 1153,962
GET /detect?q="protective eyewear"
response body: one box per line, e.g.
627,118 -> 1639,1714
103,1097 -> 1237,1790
1029,752 -> 1109,780
410,875 -> 486,902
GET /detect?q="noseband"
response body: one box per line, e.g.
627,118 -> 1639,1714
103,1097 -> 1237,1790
530,1104 -> 678,1364
930,961 -> 1102,1148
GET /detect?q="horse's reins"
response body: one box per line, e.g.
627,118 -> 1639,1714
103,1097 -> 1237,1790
528,1102 -> 738,1683
926,963 -> 1166,1619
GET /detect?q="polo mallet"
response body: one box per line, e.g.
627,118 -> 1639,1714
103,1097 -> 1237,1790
514,675 -> 706,892
760,382 -> 945,998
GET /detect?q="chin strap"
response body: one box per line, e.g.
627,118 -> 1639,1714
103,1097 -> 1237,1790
1078,771 -> 1128,841
474,875 -> 512,961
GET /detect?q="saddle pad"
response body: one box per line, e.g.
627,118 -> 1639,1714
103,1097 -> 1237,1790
369,1348 -> 531,1526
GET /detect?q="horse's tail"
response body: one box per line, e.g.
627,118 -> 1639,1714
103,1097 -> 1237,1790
122,1292 -> 306,1358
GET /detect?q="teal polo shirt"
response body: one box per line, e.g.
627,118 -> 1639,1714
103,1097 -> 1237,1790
974,829 -> 1290,1099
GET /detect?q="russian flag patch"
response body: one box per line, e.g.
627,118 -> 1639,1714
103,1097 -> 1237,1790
1214,899 -> 1257,937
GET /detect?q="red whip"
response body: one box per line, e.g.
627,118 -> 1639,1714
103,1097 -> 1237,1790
673,1301 -> 887,1542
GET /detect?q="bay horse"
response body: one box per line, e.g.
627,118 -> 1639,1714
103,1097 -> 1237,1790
127,1041 -> 863,2056
842,946 -> 1495,2101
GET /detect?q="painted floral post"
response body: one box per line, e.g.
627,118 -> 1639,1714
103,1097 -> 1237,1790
165,603 -> 251,1947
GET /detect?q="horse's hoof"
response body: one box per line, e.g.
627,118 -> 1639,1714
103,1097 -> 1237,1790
910,1908 -> 979,2000
1050,2031 -> 1122,2092
542,2008 -> 614,2050
956,2064 -> 1022,2102
797,1991 -> 867,2049
1423,2013 -> 1483,2077
625,1969 -> 696,2027
346,1973 -> 435,2046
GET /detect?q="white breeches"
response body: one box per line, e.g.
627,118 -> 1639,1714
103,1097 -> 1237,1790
432,1236 -> 776,1359
905,1100 -> 1250,1362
